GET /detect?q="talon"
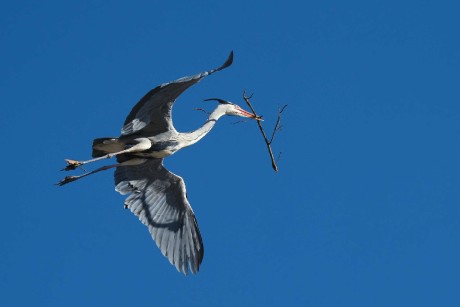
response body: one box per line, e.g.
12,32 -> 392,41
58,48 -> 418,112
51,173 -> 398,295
56,175 -> 79,186
62,159 -> 83,171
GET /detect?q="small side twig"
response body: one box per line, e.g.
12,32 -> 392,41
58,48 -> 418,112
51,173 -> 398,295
242,90 -> 287,173
276,151 -> 282,163
194,108 -> 211,115
232,119 -> 249,125
269,105 -> 287,144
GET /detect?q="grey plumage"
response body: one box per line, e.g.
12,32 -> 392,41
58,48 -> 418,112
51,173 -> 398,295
121,52 -> 233,136
115,159 -> 203,275
58,51 -> 260,275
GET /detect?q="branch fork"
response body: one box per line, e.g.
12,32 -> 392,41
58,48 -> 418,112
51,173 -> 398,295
242,90 -> 287,173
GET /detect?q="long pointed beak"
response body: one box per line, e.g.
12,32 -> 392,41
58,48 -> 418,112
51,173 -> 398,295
237,106 -> 263,121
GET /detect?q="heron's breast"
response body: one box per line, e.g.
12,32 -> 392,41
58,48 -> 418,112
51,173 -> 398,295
135,140 -> 180,158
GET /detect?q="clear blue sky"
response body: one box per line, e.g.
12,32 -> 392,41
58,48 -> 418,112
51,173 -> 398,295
1,1 -> 459,306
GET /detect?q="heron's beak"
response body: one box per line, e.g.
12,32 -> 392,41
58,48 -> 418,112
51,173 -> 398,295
237,106 -> 263,121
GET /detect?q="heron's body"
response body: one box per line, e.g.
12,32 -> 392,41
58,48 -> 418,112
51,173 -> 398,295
93,136 -> 181,159
58,52 -> 259,275
93,102 -> 232,160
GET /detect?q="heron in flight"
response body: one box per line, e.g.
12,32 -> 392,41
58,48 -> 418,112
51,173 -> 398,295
57,52 -> 261,275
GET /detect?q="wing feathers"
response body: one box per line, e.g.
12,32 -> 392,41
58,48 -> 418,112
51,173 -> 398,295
121,52 -> 233,136
114,159 -> 203,275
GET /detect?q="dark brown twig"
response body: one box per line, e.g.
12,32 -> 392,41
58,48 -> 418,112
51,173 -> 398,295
242,90 -> 287,173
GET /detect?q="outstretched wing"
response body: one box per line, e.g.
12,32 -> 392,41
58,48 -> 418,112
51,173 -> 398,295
121,51 -> 234,136
114,159 -> 203,275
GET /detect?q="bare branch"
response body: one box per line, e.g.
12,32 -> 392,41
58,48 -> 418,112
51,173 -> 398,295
242,90 -> 287,173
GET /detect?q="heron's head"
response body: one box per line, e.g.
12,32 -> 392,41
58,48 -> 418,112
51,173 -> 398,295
204,98 -> 262,120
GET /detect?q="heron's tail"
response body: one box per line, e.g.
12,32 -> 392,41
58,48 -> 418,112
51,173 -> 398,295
92,137 -> 124,158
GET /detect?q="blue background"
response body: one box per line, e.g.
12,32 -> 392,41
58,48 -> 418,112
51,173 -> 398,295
1,1 -> 459,306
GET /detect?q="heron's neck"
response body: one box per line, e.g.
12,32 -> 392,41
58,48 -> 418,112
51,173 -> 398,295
180,107 -> 226,147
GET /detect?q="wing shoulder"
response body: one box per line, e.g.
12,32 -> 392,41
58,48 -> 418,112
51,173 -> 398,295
121,51 -> 234,136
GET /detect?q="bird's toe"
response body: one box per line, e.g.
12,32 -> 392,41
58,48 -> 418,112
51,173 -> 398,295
62,159 -> 83,171
56,175 -> 78,186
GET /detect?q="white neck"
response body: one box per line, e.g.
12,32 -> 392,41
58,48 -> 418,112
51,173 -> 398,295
179,105 -> 227,148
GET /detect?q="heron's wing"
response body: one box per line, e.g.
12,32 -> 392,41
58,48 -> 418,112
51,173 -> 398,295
121,51 -> 234,136
114,158 -> 203,275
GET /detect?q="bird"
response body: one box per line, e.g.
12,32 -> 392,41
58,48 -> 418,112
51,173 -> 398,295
57,51 -> 261,275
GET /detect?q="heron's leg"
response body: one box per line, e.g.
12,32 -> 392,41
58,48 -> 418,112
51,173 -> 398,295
57,158 -> 146,186
63,138 -> 151,171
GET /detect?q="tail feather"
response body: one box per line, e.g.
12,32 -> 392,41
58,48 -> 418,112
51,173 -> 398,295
92,137 -> 124,158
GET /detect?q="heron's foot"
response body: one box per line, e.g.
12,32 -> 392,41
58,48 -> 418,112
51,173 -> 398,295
55,175 -> 79,186
62,159 -> 83,171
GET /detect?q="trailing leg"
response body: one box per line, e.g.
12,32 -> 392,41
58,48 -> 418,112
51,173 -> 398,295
62,138 -> 151,171
57,158 -> 147,186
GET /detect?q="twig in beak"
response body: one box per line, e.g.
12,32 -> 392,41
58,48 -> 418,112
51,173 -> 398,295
242,90 -> 287,173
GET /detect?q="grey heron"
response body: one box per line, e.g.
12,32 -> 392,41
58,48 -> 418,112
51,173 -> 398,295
58,52 -> 261,275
